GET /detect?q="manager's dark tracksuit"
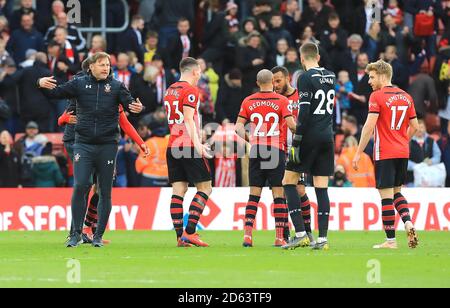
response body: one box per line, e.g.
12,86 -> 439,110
40,74 -> 136,238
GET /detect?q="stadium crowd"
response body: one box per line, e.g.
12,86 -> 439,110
0,0 -> 449,188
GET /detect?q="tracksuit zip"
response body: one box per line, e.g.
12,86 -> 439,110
95,83 -> 99,138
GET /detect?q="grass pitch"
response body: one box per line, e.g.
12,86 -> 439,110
0,231 -> 448,288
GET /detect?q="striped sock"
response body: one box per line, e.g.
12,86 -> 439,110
274,198 -> 288,240
244,195 -> 260,237
170,195 -> 184,239
382,199 -> 396,239
185,191 -> 209,235
394,193 -> 412,224
84,193 -> 99,231
300,194 -> 312,233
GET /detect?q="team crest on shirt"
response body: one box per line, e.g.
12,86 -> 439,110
104,83 -> 111,93
74,153 -> 81,162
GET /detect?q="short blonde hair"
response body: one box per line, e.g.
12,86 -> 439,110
365,60 -> 393,81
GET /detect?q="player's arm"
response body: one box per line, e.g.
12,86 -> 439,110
235,116 -> 250,143
183,105 -> 212,159
118,106 -> 149,157
235,102 -> 250,143
58,110 -> 77,126
38,76 -> 78,99
290,75 -> 313,163
407,117 -> 419,140
118,83 -> 144,114
286,116 -> 296,134
353,113 -> 379,171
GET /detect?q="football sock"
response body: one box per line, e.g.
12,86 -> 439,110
273,198 -> 288,240
394,193 -> 412,224
185,191 -> 209,235
170,195 -> 184,239
300,194 -> 312,233
244,195 -> 260,237
382,198 -> 396,239
84,193 -> 99,231
284,185 -> 306,233
316,188 -> 330,238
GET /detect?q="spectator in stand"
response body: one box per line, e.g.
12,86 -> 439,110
339,34 -> 363,74
113,53 -> 134,89
117,15 -> 145,65
384,0 -> 404,26
135,127 -> 169,187
265,13 -> 293,54
284,47 -> 300,76
6,13 -> 44,64
0,130 -> 21,188
235,17 -> 258,47
215,141 -> 237,187
408,73 -> 439,118
283,0 -> 302,40
143,31 -> 160,66
154,0 -> 195,49
438,83 -> 450,136
251,0 -> 274,26
301,0 -> 333,35
44,12 -> 87,54
0,15 -> 10,42
329,164 -> 353,187
197,58 -> 215,124
363,22 -> 382,62
407,119 -> 442,186
129,65 -> 159,123
348,52 -> 372,126
216,68 -> 245,124
270,38 -> 289,67
335,70 -> 354,114
0,0 -> 14,19
151,54 -> 175,106
8,0 -> 35,32
337,136 -> 376,187
404,0 -> 444,59
19,48 -> 35,68
383,45 -> 409,90
166,18 -> 194,74
320,12 -> 348,72
225,1 -> 240,30
1,52 -> 52,132
237,32 -> 266,96
31,142 -> 65,188
201,1 -> 228,75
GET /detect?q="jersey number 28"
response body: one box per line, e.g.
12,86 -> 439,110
313,89 -> 335,115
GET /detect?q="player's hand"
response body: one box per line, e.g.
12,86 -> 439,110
39,76 -> 57,89
67,111 -> 77,124
289,135 -> 302,164
352,153 -> 361,171
140,143 -> 150,158
201,144 -> 214,159
129,98 -> 144,113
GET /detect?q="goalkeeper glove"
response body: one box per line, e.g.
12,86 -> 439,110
289,134 -> 302,164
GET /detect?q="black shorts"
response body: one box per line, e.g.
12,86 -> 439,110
286,141 -> 335,177
375,158 -> 408,189
249,145 -> 285,188
167,147 -> 212,184
284,147 -> 308,185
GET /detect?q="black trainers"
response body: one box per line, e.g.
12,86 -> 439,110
92,236 -> 104,248
66,232 -> 82,248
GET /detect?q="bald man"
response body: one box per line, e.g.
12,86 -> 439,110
235,69 -> 297,248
